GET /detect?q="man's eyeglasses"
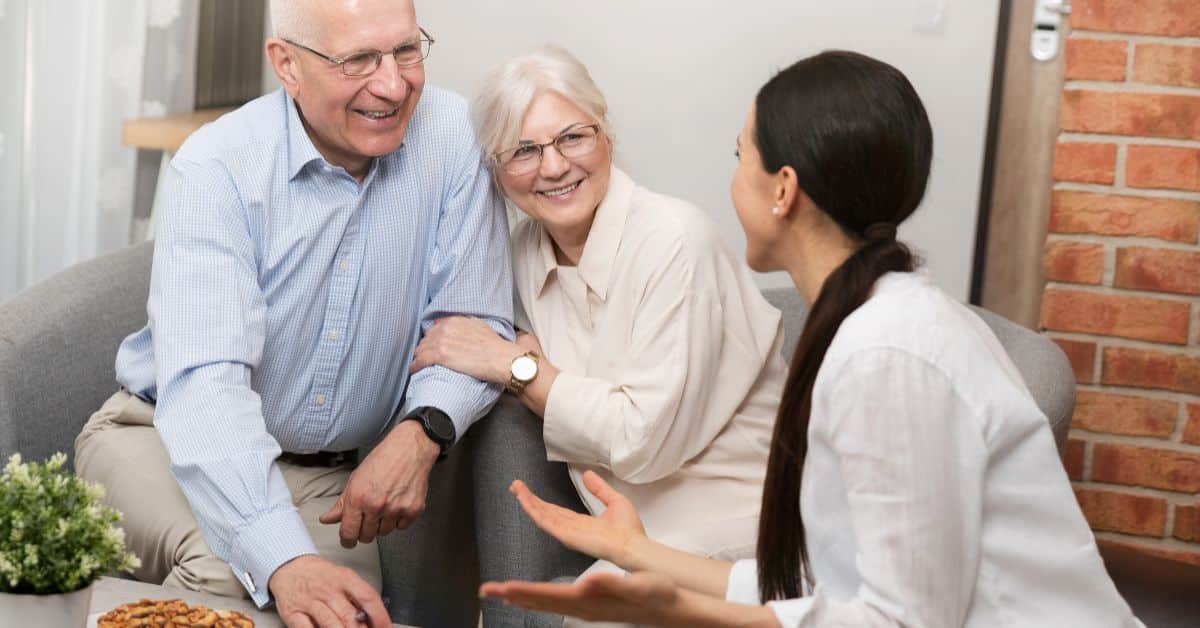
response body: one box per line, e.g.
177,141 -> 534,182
284,28 -> 435,77
495,124 -> 602,176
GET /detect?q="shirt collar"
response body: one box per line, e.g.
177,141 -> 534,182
285,92 -> 325,181
531,165 -> 634,302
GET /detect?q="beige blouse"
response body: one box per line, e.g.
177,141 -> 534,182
512,166 -> 789,558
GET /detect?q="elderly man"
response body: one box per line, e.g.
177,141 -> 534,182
73,0 -> 514,625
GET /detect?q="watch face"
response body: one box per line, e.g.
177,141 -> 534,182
512,355 -> 538,381
422,409 -> 456,443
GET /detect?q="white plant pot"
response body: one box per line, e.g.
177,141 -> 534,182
0,583 -> 93,627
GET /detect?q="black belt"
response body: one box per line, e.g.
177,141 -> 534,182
278,450 -> 356,467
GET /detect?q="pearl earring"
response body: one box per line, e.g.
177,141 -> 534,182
770,207 -> 781,217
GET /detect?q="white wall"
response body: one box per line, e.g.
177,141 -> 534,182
265,0 -> 1001,299
420,0 -> 1001,298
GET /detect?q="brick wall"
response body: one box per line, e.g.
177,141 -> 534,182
1043,0 -> 1200,565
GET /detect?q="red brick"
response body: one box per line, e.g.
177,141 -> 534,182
1060,90 -> 1200,141
1102,346 -> 1200,394
1114,246 -> 1200,295
1072,390 -> 1178,438
1043,241 -> 1105,284
1054,338 -> 1097,383
1176,503 -> 1200,542
1065,38 -> 1129,81
1071,0 -> 1200,37
1134,43 -> 1200,88
1040,288 -> 1190,344
1097,538 -> 1200,567
1047,191 -> 1200,243
1185,405 -> 1200,445
1075,487 -> 1167,536
1053,142 -> 1118,184
1126,145 -> 1200,193
1091,442 -> 1200,493
1065,438 -> 1088,481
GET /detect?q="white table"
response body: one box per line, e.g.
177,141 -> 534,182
88,576 -> 413,627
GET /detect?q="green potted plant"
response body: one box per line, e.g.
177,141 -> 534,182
0,452 -> 140,626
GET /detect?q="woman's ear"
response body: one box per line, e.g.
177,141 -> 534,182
266,38 -> 301,98
774,165 -> 800,219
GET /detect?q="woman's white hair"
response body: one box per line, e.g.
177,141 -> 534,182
472,46 -> 612,163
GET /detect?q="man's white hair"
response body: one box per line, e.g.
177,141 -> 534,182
472,46 -> 613,162
269,0 -> 321,43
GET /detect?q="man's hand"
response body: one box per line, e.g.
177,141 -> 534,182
270,554 -> 390,628
319,421 -> 440,547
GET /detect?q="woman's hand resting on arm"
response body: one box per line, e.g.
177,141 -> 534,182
409,316 -> 525,385
410,317 -> 561,416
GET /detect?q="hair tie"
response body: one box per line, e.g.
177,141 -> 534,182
863,222 -> 897,242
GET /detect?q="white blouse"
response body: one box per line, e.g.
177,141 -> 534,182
725,272 -> 1141,627
511,166 -> 788,558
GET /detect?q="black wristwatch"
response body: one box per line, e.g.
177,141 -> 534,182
399,406 -> 456,461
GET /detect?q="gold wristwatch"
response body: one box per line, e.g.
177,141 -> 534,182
507,351 -> 540,395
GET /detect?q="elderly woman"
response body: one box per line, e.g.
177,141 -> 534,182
409,46 -> 787,624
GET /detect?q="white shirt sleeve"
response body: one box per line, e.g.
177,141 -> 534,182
732,348 -> 989,627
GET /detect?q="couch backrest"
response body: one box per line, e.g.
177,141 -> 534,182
0,241 -> 154,469
761,287 -> 1074,451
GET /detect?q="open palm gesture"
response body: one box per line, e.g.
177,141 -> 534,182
510,470 -> 646,567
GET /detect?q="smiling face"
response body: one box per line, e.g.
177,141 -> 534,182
268,0 -> 425,176
496,90 -> 612,242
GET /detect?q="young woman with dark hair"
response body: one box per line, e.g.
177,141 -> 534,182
479,50 -> 1141,627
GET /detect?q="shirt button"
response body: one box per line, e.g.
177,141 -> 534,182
327,330 -> 340,341
339,260 -> 349,272
314,394 -> 327,406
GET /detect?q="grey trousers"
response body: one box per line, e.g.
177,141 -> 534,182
380,394 -> 592,628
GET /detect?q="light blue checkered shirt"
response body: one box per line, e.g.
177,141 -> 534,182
115,87 -> 513,606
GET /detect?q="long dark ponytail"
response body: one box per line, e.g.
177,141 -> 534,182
755,51 -> 934,601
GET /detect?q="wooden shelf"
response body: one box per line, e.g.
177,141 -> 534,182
122,107 -> 236,152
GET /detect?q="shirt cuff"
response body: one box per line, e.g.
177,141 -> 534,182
725,558 -> 760,604
228,507 -> 319,608
402,366 -> 502,442
766,597 -> 817,628
543,372 -> 614,466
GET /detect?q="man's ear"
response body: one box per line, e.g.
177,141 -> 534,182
266,38 -> 301,98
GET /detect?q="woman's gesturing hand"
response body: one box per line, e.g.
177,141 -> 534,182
511,470 -> 647,568
410,316 -> 523,384
480,571 -> 679,626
